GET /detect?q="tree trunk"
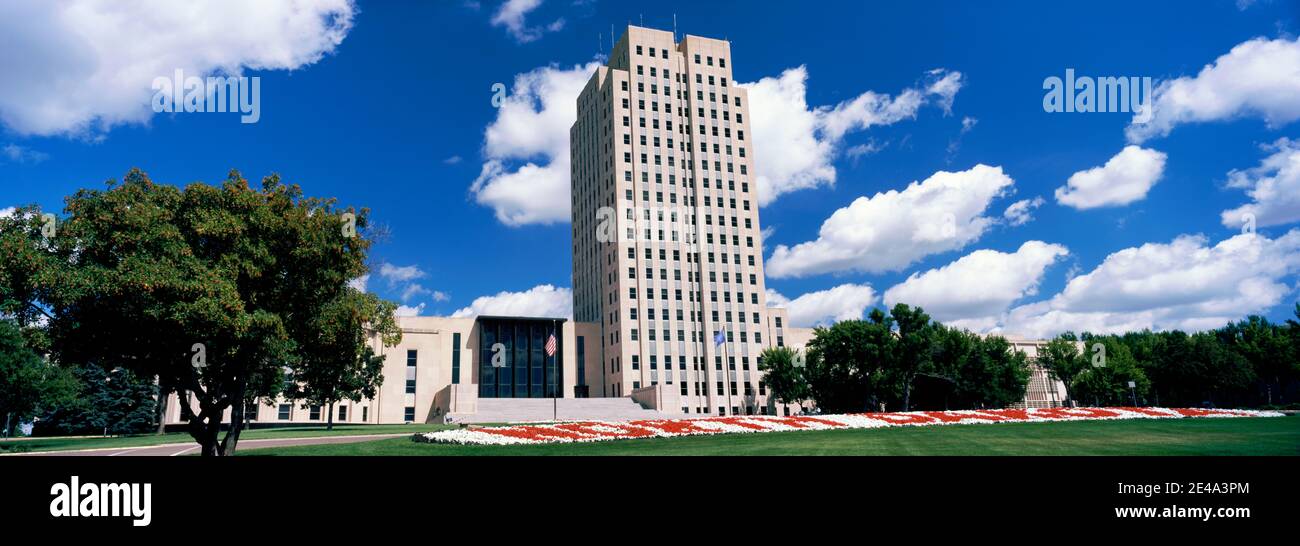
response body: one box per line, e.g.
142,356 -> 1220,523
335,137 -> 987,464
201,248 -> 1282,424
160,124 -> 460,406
902,378 -> 913,412
220,407 -> 246,456
327,402 -> 335,431
220,386 -> 249,456
189,409 -> 222,457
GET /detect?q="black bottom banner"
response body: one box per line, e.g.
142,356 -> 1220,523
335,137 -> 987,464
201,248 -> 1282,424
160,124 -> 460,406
1,455 -> 1294,536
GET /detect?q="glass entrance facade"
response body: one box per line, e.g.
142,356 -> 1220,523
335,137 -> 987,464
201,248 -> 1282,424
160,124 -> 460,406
478,317 -> 563,398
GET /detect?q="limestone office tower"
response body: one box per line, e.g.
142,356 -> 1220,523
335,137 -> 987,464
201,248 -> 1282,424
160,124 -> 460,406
572,25 -> 793,416
164,25 -> 810,428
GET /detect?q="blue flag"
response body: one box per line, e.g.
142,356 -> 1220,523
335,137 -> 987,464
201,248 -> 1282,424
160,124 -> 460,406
714,331 -> 725,346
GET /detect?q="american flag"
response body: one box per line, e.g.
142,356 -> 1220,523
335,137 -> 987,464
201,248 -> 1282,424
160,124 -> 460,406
545,333 -> 557,357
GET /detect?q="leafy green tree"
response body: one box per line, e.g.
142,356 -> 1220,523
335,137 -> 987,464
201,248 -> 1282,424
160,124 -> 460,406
921,327 -> 1029,410
1189,331 -> 1255,407
0,319 -> 80,437
914,324 -> 970,409
804,312 -> 893,413
757,346 -> 810,410
965,335 -> 1032,409
0,169 -> 391,455
1289,304 -> 1300,397
888,303 -> 934,411
1037,335 -> 1086,407
1073,336 -> 1149,406
1219,315 -> 1296,405
1125,330 -> 1187,407
285,289 -> 401,430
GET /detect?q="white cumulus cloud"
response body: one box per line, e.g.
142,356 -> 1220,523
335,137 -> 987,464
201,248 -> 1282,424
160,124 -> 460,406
742,66 -> 964,205
475,63 -> 964,226
0,0 -> 355,137
490,0 -> 564,43
766,164 -> 1015,278
1,144 -> 48,164
1001,229 -> 1300,338
883,241 -> 1069,332
765,284 -> 878,328
471,62 -> 600,226
378,263 -> 426,284
1055,145 -> 1166,209
377,262 -> 441,304
395,303 -> 426,317
1126,36 -> 1300,143
1003,197 -> 1045,226
1221,137 -> 1300,228
451,284 -> 572,318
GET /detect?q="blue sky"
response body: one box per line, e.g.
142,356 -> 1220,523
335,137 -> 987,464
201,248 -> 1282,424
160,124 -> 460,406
1,0 -> 1298,336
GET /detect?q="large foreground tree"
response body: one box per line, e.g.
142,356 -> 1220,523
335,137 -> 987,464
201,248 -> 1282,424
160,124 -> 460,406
0,169 -> 393,455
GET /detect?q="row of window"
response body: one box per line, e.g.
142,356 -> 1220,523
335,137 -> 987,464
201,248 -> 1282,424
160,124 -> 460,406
628,354 -> 763,371
631,44 -> 728,69
620,113 -> 746,141
627,266 -> 758,284
622,132 -> 747,158
622,378 -> 764,398
626,286 -> 760,303
628,327 -> 762,344
268,403 -> 368,422
630,307 -> 766,325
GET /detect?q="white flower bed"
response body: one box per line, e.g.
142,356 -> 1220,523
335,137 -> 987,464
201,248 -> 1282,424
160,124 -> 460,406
412,407 -> 1283,446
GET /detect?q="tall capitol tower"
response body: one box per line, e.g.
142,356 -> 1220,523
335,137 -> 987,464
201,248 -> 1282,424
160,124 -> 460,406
570,25 -> 793,416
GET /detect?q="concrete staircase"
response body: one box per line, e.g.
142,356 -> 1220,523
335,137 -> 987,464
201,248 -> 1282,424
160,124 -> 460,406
447,398 -> 675,424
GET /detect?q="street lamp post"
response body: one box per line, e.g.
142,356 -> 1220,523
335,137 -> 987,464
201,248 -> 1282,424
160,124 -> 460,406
1127,380 -> 1137,407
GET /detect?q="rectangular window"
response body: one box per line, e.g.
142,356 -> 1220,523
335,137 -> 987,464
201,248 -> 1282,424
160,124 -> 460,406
406,379 -> 417,394
452,332 -> 462,384
309,405 -> 321,420
404,406 -> 416,422
338,405 -> 348,421
278,404 -> 291,420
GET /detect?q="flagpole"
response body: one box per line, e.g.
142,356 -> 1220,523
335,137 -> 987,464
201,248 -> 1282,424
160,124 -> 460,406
723,331 -> 732,414
552,320 -> 557,421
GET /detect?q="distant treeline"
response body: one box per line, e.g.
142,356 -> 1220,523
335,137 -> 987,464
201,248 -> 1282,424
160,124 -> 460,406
760,304 -> 1300,413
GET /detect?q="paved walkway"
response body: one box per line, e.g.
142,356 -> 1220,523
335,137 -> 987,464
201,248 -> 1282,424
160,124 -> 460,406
5,433 -> 410,456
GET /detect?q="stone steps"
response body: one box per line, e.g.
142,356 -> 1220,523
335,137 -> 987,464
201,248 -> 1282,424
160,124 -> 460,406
447,397 -> 676,424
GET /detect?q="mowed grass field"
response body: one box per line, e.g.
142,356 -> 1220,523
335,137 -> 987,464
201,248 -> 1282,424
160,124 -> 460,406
239,415 -> 1300,456
0,423 -> 454,454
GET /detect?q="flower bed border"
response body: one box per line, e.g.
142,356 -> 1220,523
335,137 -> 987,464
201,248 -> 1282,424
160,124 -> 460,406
412,407 -> 1283,446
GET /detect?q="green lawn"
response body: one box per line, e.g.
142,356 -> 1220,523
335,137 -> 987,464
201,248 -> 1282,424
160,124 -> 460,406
238,416 -> 1300,456
0,423 -> 455,454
